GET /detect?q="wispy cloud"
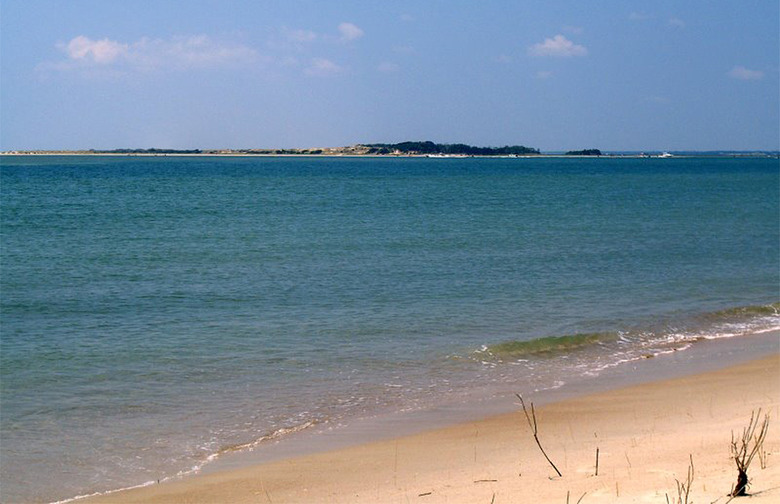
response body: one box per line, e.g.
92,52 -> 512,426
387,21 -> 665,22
137,36 -> 259,69
47,34 -> 260,73
528,35 -> 587,58
283,28 -> 317,43
667,17 -> 685,29
728,65 -> 764,80
45,24 -> 364,79
338,22 -> 364,42
536,70 -> 554,79
277,22 -> 363,47
305,57 -> 342,76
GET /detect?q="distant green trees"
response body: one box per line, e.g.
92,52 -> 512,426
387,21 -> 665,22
364,141 -> 539,156
565,149 -> 602,156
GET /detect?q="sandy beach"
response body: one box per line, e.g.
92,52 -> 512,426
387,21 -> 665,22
80,353 -> 779,504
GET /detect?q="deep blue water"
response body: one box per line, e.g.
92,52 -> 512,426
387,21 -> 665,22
1,155 -> 778,502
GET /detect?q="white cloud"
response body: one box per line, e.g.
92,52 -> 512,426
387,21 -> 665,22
338,22 -> 364,41
667,17 -> 685,29
284,28 -> 317,43
50,34 -> 259,72
563,25 -> 584,35
377,62 -> 399,73
306,57 -> 342,76
138,35 -> 258,69
528,35 -> 587,57
536,70 -> 553,79
728,65 -> 764,80
59,36 -> 128,64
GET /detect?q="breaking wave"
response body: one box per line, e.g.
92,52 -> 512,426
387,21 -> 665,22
477,332 -> 618,360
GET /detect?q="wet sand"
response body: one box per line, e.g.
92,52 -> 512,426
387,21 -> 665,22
82,353 -> 779,503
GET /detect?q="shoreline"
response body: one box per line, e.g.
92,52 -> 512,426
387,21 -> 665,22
78,336 -> 780,504
3,156 -> 776,503
198,329 -> 780,475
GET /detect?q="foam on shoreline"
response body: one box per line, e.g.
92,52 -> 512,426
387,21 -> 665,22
77,331 -> 779,504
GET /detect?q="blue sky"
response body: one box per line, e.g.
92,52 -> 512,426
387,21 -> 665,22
1,0 -> 778,151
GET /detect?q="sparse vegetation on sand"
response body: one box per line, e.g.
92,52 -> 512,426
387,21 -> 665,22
730,409 -> 770,497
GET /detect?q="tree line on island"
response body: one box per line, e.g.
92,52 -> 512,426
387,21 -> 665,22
362,141 -> 539,156
565,149 -> 602,156
86,141 -> 541,156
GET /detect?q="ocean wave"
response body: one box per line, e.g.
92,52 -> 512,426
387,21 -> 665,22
683,302 -> 780,342
473,302 -> 780,365
476,332 -> 618,360
206,419 -> 320,460
707,302 -> 780,320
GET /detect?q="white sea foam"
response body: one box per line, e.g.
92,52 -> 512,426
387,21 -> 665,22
51,481 -> 157,504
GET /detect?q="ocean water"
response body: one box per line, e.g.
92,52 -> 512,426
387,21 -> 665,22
1,155 -> 778,503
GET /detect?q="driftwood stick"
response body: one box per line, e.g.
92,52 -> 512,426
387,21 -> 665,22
516,394 -> 562,477
595,447 -> 599,476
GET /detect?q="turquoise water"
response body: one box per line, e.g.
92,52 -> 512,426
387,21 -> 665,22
1,155 -> 778,502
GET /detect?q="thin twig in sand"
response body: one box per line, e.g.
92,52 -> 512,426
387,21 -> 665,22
666,455 -> 694,504
516,394 -> 562,477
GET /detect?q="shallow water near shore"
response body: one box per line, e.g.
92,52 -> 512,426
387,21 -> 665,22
1,155 -> 778,503
201,330 -> 780,478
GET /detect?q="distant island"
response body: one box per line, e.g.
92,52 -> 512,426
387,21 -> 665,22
3,143 -> 778,158
565,149 -> 602,156
2,141 -> 539,157
97,141 -> 540,156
